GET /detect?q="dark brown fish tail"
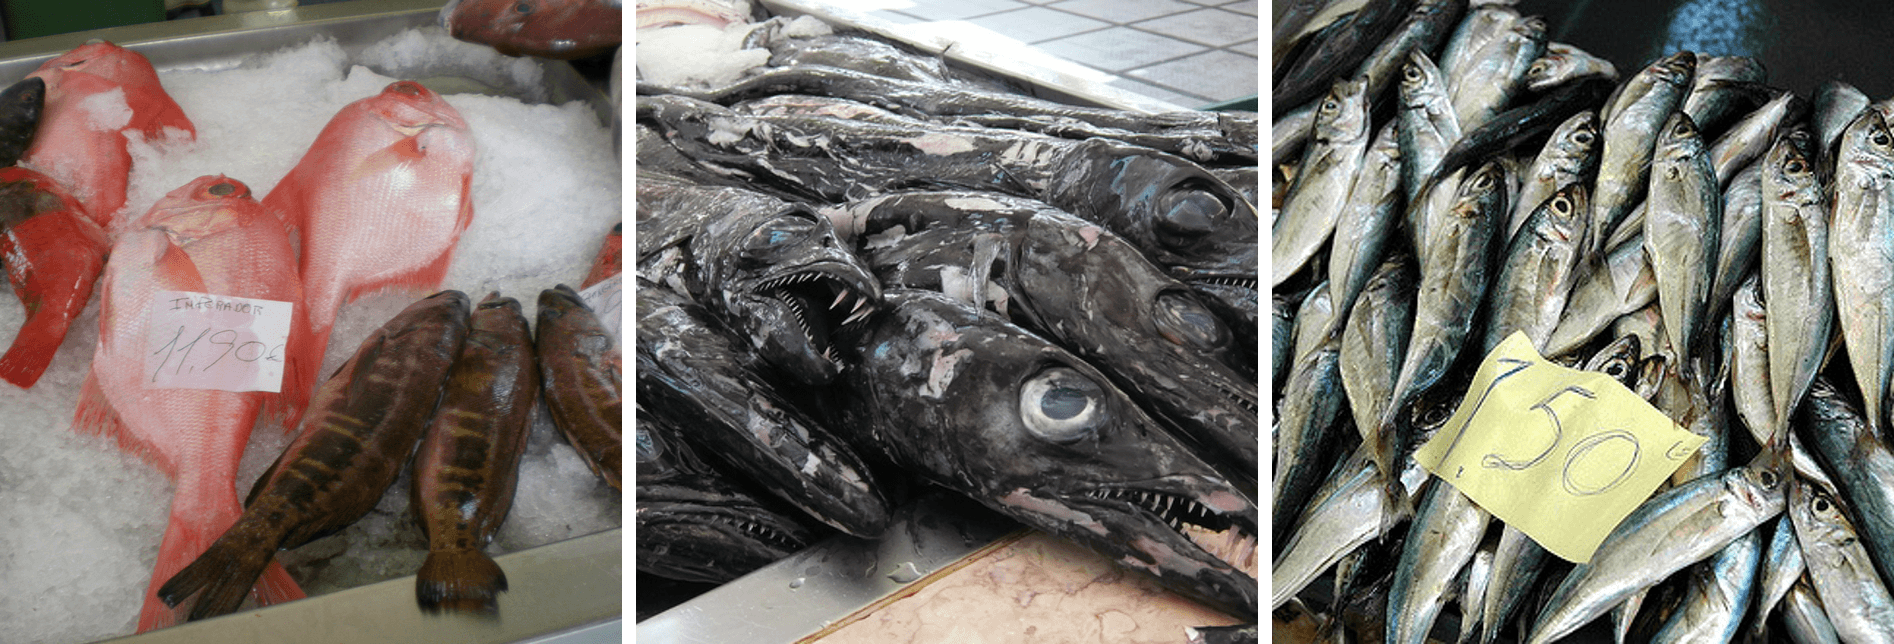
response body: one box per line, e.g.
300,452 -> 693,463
156,525 -> 280,620
415,548 -> 508,615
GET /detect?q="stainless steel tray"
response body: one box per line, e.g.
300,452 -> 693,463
0,2 -> 620,642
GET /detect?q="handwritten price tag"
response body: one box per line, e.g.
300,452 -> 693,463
144,291 -> 293,393
1412,332 -> 1706,563
579,273 -> 622,346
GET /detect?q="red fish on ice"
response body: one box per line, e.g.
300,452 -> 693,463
262,80 -> 475,424
21,41 -> 196,229
0,167 -> 109,388
442,0 -> 623,59
73,175 -> 306,631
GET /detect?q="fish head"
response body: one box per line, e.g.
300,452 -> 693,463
1650,50 -> 1698,89
28,40 -> 153,88
634,410 -> 817,583
1765,129 -> 1822,201
1451,161 -> 1508,219
1839,108 -> 1894,173
1398,51 -> 1449,109
1582,333 -> 1642,387
136,175 -> 261,245
1011,211 -> 1257,407
1047,139 -> 1257,302
0,76 -> 45,124
444,0 -> 622,58
700,200 -> 880,385
842,290 -> 1257,616
363,81 -> 469,133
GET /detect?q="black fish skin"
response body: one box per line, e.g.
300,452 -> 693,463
639,64 -> 1257,162
635,406 -> 818,584
636,172 -> 881,385
0,77 -> 44,168
839,191 -> 1258,481
834,289 -> 1257,618
636,277 -> 890,538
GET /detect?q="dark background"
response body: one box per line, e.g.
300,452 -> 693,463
1516,0 -> 1894,100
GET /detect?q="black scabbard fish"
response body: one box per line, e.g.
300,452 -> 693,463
635,405 -> 819,584
640,97 -> 1257,341
535,284 -> 622,489
828,191 -> 1257,480
635,276 -> 890,538
636,171 -> 881,386
158,290 -> 471,622
412,293 -> 537,615
835,289 -> 1258,618
640,64 -> 1258,163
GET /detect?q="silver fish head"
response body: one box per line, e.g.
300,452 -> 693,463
1400,50 -> 1450,109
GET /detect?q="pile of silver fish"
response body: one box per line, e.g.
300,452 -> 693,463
635,16 -> 1260,622
1274,0 -> 1894,642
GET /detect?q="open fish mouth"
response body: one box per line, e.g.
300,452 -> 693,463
1078,486 -> 1259,577
750,266 -> 878,365
640,506 -> 812,552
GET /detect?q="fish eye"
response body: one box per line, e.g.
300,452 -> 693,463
1812,496 -> 1830,513
742,215 -> 819,259
1758,469 -> 1780,488
1786,158 -> 1808,174
1321,99 -> 1338,113
208,182 -> 236,197
1605,361 -> 1626,377
1403,65 -> 1420,82
1551,195 -> 1572,216
1672,120 -> 1693,137
1020,367 -> 1109,444
1156,183 -> 1229,240
1528,62 -> 1546,76
514,1 -> 533,13
1155,291 -> 1229,349
1572,130 -> 1594,145
1418,403 -> 1452,428
1874,129 -> 1891,147
635,429 -> 660,464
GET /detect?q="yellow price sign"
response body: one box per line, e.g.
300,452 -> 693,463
1412,332 -> 1706,563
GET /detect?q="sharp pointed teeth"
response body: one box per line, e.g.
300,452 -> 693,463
831,289 -> 850,309
852,297 -> 869,313
844,307 -> 873,326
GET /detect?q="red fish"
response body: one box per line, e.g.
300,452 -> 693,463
580,222 -> 620,289
73,175 -> 306,632
262,80 -> 475,427
442,0 -> 622,59
21,41 -> 196,230
0,167 -> 108,388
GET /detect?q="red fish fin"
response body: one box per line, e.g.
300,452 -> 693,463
153,240 -> 208,293
279,312 -> 333,432
264,306 -> 317,430
71,371 -> 172,471
416,549 -> 508,615
0,308 -> 69,388
249,560 -> 306,608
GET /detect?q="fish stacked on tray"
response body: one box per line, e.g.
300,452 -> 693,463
635,9 -> 1261,622
1273,0 -> 1894,642
0,38 -> 622,632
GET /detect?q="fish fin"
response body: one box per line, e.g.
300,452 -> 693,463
415,549 -> 508,615
155,519 -> 281,623
138,485 -> 301,632
70,371 -> 175,470
248,560 -> 305,608
264,308 -> 316,430
153,239 -> 208,292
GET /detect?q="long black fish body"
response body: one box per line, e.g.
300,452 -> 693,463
834,289 -> 1258,618
635,276 -> 890,538
635,405 -> 821,584
640,64 -> 1257,163
636,172 -> 881,386
640,96 -> 1258,344
829,191 -> 1258,481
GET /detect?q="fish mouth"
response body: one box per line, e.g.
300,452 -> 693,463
636,498 -> 815,584
1069,479 -> 1259,579
744,263 -> 880,374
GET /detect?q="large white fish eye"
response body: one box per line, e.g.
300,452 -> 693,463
1157,181 -> 1229,240
1155,291 -> 1229,349
1020,367 -> 1109,444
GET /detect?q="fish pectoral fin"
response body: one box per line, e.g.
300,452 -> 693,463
153,239 -> 208,292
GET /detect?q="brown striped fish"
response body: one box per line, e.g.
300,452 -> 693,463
536,284 -> 623,489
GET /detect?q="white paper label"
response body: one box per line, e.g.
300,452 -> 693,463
579,273 -> 622,347
145,291 -> 293,392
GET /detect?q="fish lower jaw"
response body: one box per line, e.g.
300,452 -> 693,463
1080,487 -> 1258,574
750,272 -> 878,364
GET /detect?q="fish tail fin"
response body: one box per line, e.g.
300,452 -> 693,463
139,486 -> 302,631
0,306 -> 67,389
415,549 -> 508,615
249,559 -> 306,608
155,520 -> 283,624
